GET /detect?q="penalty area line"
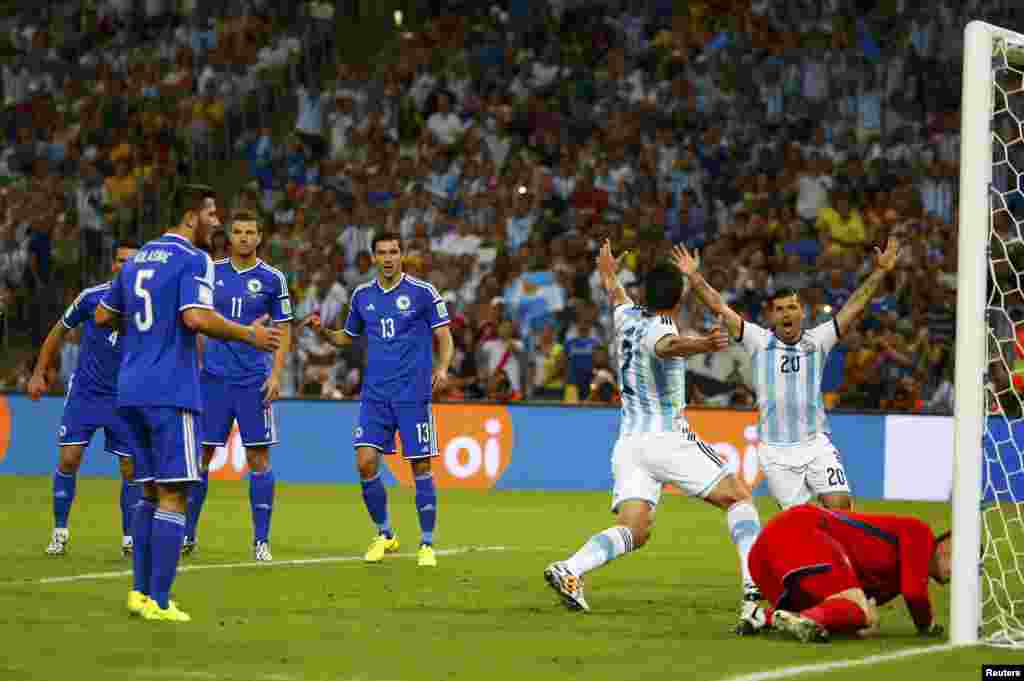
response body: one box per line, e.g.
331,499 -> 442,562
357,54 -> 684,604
29,545 -> 509,585
717,642 -> 968,681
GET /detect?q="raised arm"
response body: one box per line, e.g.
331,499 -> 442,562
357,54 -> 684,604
835,237 -> 900,337
670,245 -> 743,339
596,239 -> 631,309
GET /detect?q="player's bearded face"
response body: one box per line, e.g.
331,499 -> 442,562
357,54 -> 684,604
112,248 -> 138,274
193,199 -> 220,248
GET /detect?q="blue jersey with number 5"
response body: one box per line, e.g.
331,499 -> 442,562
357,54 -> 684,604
343,274 -> 449,402
61,281 -> 122,396
202,259 -> 293,387
100,233 -> 214,411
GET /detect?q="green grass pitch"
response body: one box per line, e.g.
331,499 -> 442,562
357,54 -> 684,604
0,476 -> 1020,681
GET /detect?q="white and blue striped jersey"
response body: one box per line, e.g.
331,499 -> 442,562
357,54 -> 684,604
614,302 -> 690,436
739,319 -> 840,446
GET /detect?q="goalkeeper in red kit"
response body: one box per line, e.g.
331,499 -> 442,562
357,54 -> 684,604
746,504 -> 952,642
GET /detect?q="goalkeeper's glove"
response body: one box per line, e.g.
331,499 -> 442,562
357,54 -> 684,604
918,623 -> 945,638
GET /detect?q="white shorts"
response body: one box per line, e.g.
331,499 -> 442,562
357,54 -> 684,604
758,433 -> 851,509
610,432 -> 730,512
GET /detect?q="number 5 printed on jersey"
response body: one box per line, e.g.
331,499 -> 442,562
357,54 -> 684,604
134,269 -> 155,331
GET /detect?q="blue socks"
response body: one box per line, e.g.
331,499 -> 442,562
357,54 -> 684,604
414,473 -> 437,546
249,469 -> 275,544
150,509 -> 186,609
120,480 -> 141,536
360,474 -> 392,538
131,498 -> 156,595
53,469 -> 76,529
185,468 -> 209,541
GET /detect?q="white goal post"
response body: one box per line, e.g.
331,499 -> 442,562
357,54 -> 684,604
955,20 -> 1024,647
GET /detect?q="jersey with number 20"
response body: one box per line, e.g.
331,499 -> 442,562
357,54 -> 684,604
100,233 -> 214,411
739,319 -> 839,446
344,274 -> 449,402
613,302 -> 690,436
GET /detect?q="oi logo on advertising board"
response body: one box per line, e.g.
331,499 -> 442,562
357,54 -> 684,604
385,405 -> 513,489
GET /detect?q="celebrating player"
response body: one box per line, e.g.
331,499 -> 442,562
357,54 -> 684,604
183,210 -> 293,561
672,238 -> 902,510
96,184 -> 281,622
30,241 -> 140,557
745,503 -> 950,642
304,231 -> 453,568
544,240 -> 765,632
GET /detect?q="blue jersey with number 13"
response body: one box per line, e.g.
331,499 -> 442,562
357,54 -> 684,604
101,233 -> 214,411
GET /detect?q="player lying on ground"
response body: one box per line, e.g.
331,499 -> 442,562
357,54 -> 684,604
745,503 -> 950,642
96,184 -> 282,622
184,210 -> 293,562
30,241 -> 140,557
671,238 -> 901,511
304,231 -> 453,568
545,240 -> 766,633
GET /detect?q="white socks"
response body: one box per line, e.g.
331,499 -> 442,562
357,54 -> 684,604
565,526 -> 635,576
727,501 -> 761,590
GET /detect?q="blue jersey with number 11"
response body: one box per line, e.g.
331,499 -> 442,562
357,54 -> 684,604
203,259 -> 293,387
101,233 -> 214,411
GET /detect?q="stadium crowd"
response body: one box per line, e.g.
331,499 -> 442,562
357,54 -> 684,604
2,0 -> 1017,412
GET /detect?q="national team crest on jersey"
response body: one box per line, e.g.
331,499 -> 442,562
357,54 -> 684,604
354,426 -> 363,439
58,425 -> 67,438
247,279 -> 262,294
396,295 -> 411,311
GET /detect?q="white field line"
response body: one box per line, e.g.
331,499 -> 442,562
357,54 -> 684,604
21,545 -> 508,585
717,642 -> 968,681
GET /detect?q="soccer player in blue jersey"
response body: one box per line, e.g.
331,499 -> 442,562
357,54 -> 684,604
29,241 -> 140,557
672,238 -> 900,512
96,184 -> 281,622
183,210 -> 293,560
304,231 -> 453,567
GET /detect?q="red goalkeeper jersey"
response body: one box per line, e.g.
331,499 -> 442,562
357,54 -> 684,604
813,507 -> 938,630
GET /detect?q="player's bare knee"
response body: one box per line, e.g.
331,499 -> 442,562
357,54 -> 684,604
118,457 -> 134,482
819,493 -> 853,510
705,474 -> 752,510
616,502 -> 654,548
156,482 -> 189,513
356,447 -> 381,479
58,446 -> 84,473
202,445 -> 217,469
246,446 -> 270,473
410,458 -> 432,478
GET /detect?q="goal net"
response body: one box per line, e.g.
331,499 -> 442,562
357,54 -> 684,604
959,21 -> 1024,648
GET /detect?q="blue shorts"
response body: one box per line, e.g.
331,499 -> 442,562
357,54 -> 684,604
59,378 -> 134,458
354,400 -> 438,460
119,406 -> 202,484
200,372 -> 278,448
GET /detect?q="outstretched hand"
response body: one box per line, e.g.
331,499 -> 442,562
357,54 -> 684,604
671,245 -> 700,277
596,239 -> 629,278
703,325 -> 730,353
874,237 -> 901,272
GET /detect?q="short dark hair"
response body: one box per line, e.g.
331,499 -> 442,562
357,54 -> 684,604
231,209 -> 262,232
372,231 -> 402,253
114,239 -> 141,251
769,287 -> 801,305
644,263 -> 685,311
174,183 -> 217,221
935,530 -> 951,546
